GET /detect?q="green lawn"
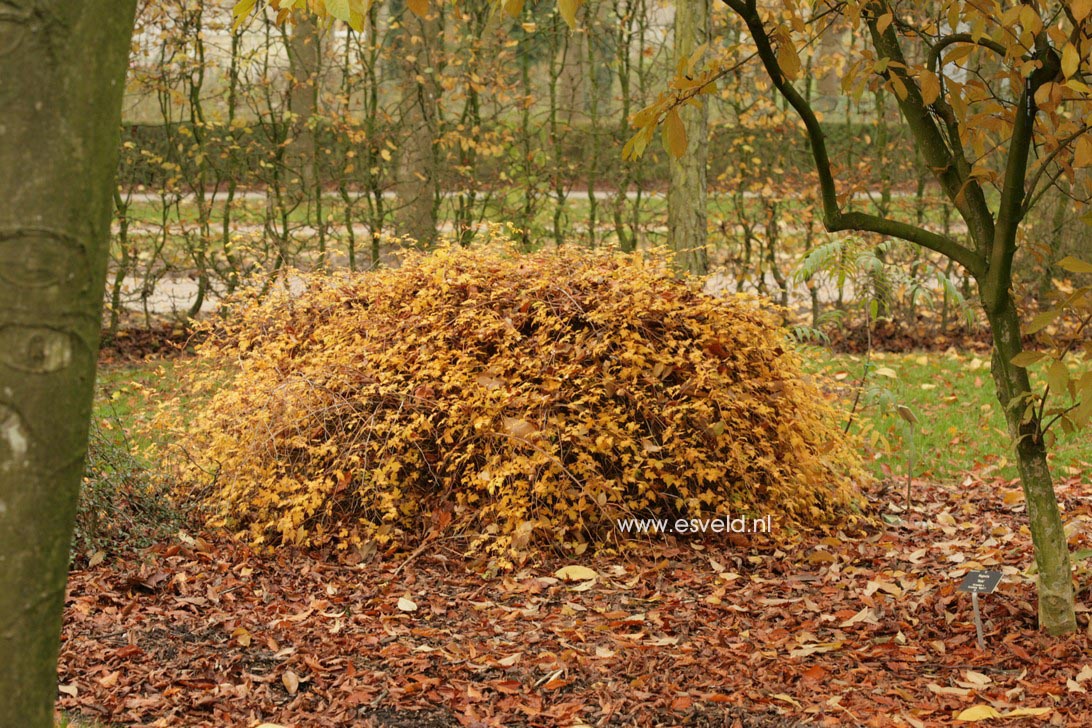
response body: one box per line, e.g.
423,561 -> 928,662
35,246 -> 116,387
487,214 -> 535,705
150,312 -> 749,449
801,346 -> 1092,484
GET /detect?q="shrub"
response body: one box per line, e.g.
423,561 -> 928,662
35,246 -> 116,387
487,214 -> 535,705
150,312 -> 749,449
74,416 -> 182,564
165,246 -> 868,560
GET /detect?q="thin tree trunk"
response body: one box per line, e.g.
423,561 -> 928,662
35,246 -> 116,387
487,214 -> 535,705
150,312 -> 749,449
668,0 -> 709,274
286,13 -> 320,210
391,0 -> 439,247
0,3 -> 137,725
985,295 -> 1077,635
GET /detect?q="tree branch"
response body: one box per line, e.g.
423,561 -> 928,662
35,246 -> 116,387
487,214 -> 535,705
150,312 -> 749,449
1022,124 -> 1089,217
986,39 -> 1059,312
926,33 -> 1009,75
865,1 -> 995,256
719,0 -> 985,277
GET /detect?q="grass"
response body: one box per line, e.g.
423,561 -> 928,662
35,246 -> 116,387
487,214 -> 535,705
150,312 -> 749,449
801,346 -> 1092,484
93,361 -> 181,451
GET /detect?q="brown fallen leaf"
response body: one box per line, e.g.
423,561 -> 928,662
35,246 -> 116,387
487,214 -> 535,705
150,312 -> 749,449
282,669 -> 299,696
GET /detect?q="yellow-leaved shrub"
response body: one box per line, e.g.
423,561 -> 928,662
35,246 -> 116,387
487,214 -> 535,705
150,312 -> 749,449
163,246 -> 868,558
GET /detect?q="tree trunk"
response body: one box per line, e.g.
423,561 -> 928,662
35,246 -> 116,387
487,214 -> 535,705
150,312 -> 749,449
286,13 -> 321,209
0,2 -> 137,725
668,0 -> 709,275
391,0 -> 439,247
984,294 -> 1077,635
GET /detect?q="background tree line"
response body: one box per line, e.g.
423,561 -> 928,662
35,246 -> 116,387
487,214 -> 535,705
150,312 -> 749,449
107,0 -> 1088,336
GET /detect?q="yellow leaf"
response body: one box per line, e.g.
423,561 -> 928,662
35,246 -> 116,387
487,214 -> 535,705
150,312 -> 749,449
1062,43 -> 1080,79
406,0 -> 428,18
325,0 -> 351,21
1026,307 -> 1060,334
1074,0 -> 1092,22
1001,707 -> 1051,718
956,705 -> 1001,721
231,626 -> 253,647
554,564 -> 598,581
889,74 -> 908,101
1046,359 -> 1069,394
558,0 -> 582,29
686,41 -> 709,77
1002,490 -> 1024,505
919,70 -> 941,105
662,108 -> 687,159
1058,255 -> 1092,273
876,11 -> 893,35
1075,137 -> 1092,168
776,35 -> 801,80
232,0 -> 257,31
1010,351 -> 1046,368
789,640 -> 843,657
504,0 -> 524,18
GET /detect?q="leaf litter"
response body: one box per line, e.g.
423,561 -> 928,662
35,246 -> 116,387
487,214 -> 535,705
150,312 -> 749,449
58,473 -> 1091,727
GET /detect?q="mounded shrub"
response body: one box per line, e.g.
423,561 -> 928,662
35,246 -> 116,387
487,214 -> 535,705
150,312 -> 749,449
166,246 -> 867,559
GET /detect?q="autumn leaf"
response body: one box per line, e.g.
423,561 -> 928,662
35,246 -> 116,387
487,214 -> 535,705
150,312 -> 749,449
775,32 -> 802,80
557,0 -> 582,29
1010,351 -> 1046,368
789,640 -> 843,657
1062,43 -> 1080,80
662,108 -> 687,159
956,705 -> 1001,721
502,416 -> 538,438
919,70 -> 941,105
324,0 -> 350,21
1074,137 -> 1092,168
406,0 -> 428,18
397,596 -> 418,612
281,670 -> 300,696
232,0 -> 257,30
1058,256 -> 1092,274
555,565 -> 598,581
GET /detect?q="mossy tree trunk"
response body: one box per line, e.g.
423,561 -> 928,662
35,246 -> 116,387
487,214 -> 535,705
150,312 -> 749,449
982,288 -> 1077,634
0,1 -> 137,724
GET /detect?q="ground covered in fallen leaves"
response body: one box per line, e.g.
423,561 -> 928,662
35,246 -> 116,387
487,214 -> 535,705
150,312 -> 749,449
59,474 -> 1091,727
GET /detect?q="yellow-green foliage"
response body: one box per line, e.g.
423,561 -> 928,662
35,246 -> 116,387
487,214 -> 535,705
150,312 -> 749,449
167,246 -> 867,558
